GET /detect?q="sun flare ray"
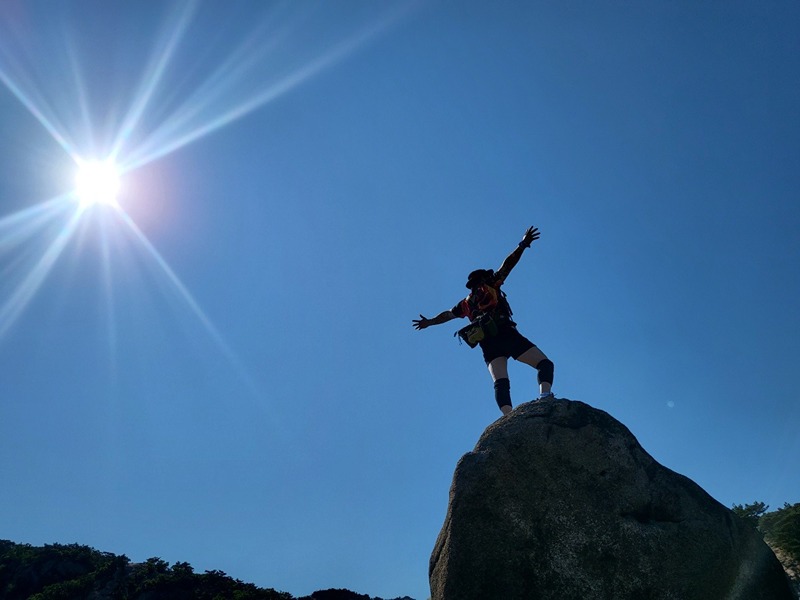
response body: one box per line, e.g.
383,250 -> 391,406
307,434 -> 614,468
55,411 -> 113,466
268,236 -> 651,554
121,6 -> 405,172
0,66 -> 79,161
109,0 -> 198,163
97,218 -> 120,382
0,196 -> 72,251
64,37 -> 96,156
0,209 -> 81,340
116,210 -> 262,399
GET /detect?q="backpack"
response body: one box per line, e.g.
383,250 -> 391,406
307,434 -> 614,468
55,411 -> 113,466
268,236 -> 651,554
454,286 -> 514,348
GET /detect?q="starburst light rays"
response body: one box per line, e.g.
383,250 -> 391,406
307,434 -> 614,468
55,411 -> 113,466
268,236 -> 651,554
0,202 -> 81,340
109,1 -> 198,164
117,3 -> 407,173
0,1 -> 415,400
0,196 -> 69,251
0,66 -> 79,161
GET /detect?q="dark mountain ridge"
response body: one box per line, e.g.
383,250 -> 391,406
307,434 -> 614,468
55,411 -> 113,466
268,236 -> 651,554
0,540 -> 415,600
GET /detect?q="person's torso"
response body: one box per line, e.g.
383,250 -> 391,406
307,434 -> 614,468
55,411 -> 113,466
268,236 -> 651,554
464,283 -> 514,323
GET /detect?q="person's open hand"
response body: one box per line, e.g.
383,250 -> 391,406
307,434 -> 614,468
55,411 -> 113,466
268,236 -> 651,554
412,314 -> 430,330
521,226 -> 540,248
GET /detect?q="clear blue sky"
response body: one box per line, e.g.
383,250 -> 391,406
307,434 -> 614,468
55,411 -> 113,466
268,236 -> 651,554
1,2 -> 798,599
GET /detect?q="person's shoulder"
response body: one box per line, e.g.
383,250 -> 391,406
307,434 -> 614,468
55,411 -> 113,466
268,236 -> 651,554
452,298 -> 468,318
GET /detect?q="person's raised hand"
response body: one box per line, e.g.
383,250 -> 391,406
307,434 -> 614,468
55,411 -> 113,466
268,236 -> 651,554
412,314 -> 430,330
521,226 -> 540,248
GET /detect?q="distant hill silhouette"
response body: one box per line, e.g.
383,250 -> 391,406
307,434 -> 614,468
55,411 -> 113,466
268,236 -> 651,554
0,540 -> 415,600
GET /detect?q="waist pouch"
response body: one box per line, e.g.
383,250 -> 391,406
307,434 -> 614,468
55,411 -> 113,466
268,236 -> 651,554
455,313 -> 503,348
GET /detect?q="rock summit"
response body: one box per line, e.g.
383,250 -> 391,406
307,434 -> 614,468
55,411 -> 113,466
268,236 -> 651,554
430,398 -> 793,600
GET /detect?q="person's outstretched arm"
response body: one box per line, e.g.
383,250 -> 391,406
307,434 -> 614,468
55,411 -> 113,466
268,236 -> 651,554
496,226 -> 540,280
413,310 -> 456,330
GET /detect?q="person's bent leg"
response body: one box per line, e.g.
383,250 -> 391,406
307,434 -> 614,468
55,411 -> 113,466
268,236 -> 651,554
488,357 -> 512,414
494,378 -> 512,415
516,346 -> 554,398
535,358 -> 554,397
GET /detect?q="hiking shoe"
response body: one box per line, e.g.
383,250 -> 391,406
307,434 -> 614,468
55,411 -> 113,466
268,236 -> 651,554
537,392 -> 555,401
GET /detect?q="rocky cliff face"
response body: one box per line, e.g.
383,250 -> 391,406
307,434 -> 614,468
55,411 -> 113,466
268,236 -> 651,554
770,543 -> 800,598
430,398 -> 794,600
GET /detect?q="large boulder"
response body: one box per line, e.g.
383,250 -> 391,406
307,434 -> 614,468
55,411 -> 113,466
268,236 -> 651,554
430,398 -> 794,600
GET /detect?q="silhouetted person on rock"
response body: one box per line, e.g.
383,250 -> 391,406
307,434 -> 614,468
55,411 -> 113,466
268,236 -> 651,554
413,226 -> 554,416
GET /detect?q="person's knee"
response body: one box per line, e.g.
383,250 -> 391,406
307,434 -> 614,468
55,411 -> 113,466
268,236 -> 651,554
535,358 -> 554,385
488,357 -> 508,381
494,377 -> 511,410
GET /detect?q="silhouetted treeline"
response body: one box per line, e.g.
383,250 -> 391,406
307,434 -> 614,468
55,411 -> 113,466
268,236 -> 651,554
732,501 -> 800,563
0,540 -> 415,600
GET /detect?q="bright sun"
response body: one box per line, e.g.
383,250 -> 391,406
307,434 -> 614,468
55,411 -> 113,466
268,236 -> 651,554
75,160 -> 121,209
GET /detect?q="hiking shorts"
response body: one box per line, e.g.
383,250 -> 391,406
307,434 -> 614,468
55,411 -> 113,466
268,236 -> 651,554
479,325 -> 536,364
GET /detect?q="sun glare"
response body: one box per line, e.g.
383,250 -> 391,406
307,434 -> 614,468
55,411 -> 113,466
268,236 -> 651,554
75,160 -> 121,209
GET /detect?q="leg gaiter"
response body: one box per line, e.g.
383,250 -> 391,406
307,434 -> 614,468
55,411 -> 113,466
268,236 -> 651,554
494,377 -> 512,410
535,359 -> 554,385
